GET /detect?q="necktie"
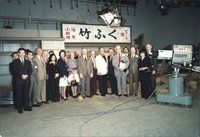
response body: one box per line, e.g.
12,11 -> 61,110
21,58 -> 24,65
118,54 -> 121,62
40,57 -> 44,66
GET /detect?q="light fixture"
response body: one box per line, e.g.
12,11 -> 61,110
2,20 -> 13,29
158,1 -> 169,16
97,5 -> 122,27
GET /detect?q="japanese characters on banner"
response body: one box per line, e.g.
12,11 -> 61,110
62,24 -> 131,43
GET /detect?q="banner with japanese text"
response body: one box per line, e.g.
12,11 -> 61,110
62,24 -> 131,43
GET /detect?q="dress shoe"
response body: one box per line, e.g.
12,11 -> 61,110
93,93 -> 99,95
18,110 -> 23,113
117,94 -> 122,97
42,101 -> 49,104
124,94 -> 128,97
129,93 -> 133,96
101,94 -> 106,97
33,103 -> 41,107
24,108 -> 33,111
86,95 -> 92,98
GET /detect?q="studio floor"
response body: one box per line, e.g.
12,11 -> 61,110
0,90 -> 199,137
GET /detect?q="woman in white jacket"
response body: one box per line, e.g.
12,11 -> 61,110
95,48 -> 108,96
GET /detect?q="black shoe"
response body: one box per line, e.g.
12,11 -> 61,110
124,94 -> 128,97
93,93 -> 99,95
118,94 -> 122,97
42,101 -> 49,104
33,103 -> 41,107
86,95 -> 92,98
24,108 -> 33,111
129,93 -> 133,96
18,110 -> 23,113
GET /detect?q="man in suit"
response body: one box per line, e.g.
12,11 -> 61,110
75,50 -> 82,96
42,50 -> 50,103
9,52 -> 18,109
78,48 -> 93,97
27,51 -> 40,107
112,45 -> 130,97
128,46 -> 139,96
96,48 -> 108,97
33,48 -> 47,105
107,48 -> 118,95
90,50 -> 98,96
13,48 -> 32,113
145,43 -> 158,95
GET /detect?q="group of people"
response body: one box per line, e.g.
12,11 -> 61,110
9,44 -> 157,113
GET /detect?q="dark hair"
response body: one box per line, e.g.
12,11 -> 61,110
108,48 -> 114,51
49,50 -> 54,54
123,47 -> 130,52
11,52 -> 18,57
59,50 -> 66,57
18,48 -> 26,53
98,47 -> 104,51
27,50 -> 34,55
48,54 -> 57,64
139,48 -> 146,54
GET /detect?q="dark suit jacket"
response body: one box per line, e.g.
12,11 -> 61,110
57,58 -> 68,77
145,50 -> 158,72
107,55 -> 115,76
47,63 -> 60,80
9,61 -> 15,76
13,58 -> 32,84
138,57 -> 151,74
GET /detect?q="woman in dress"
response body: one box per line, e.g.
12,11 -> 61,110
138,49 -> 152,99
67,52 -> 80,98
46,54 -> 60,102
57,50 -> 69,100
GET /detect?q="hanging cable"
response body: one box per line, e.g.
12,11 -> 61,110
127,5 -> 129,15
87,0 -> 90,12
33,0 -> 36,5
70,0 -> 73,9
28,0 -> 32,24
59,0 -> 62,9
96,0 -> 98,12
50,0 -> 53,8
23,20 -> 26,30
76,0 -> 78,8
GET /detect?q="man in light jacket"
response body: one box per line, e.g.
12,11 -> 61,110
112,45 -> 130,97
96,48 -> 108,96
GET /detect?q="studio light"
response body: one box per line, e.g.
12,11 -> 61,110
97,5 -> 122,27
158,1 -> 168,16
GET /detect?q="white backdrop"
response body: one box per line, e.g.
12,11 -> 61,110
62,24 -> 131,43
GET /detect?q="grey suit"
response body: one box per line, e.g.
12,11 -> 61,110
78,56 -> 93,96
29,59 -> 38,106
33,55 -> 46,102
112,53 -> 129,95
128,54 -> 139,95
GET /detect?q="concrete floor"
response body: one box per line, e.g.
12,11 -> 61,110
0,91 -> 199,137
